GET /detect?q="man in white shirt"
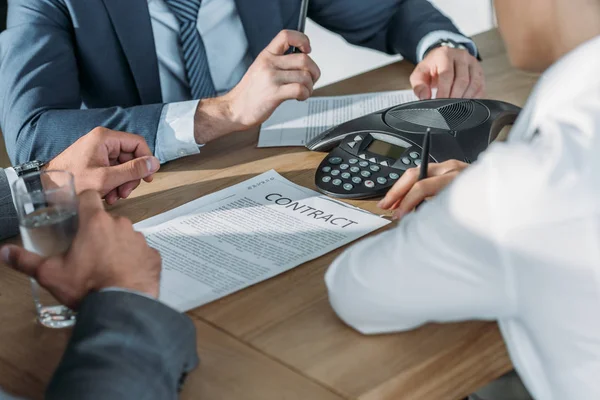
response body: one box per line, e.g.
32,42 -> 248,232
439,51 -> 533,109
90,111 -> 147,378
325,0 -> 600,398
0,0 -> 484,166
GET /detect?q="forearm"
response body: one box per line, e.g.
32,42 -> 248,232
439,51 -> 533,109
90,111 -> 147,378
193,96 -> 246,145
46,291 -> 199,400
6,106 -> 164,165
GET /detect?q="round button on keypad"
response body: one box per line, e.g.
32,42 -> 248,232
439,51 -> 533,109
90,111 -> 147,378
343,183 -> 354,191
409,151 -> 420,159
332,179 -> 342,186
341,172 -> 351,179
364,180 -> 375,188
329,157 -> 343,165
359,161 -> 369,168
348,158 -> 359,164
360,170 -> 371,178
322,176 -> 332,183
322,166 -> 331,173
414,159 -> 422,166
331,169 -> 340,176
339,164 -> 349,170
401,157 -> 411,165
352,176 -> 362,184
389,172 -> 400,180
369,165 -> 381,172
377,177 -> 388,185
350,166 -> 360,173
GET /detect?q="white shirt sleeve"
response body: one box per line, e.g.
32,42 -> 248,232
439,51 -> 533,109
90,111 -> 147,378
416,30 -> 478,62
154,100 -> 203,163
325,142 -> 532,335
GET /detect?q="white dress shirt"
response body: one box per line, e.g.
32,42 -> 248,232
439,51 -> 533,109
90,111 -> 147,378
149,0 -> 475,163
326,35 -> 600,400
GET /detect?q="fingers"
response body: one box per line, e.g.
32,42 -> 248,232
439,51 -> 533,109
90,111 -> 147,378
267,30 -> 311,55
435,55 -> 454,98
277,83 -> 312,102
0,245 -> 46,277
450,56 -> 470,98
99,156 -> 160,195
78,190 -> 106,221
104,130 -> 154,159
273,53 -> 321,83
378,160 -> 469,210
276,70 -> 314,92
463,63 -> 486,98
117,179 -> 141,199
410,65 -> 433,100
105,189 -> 119,205
378,168 -> 419,210
392,172 -> 459,220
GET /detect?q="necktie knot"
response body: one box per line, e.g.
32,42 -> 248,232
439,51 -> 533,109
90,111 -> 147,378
163,0 -> 202,23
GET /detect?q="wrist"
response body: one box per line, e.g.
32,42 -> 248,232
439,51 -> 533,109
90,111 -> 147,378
193,96 -> 247,144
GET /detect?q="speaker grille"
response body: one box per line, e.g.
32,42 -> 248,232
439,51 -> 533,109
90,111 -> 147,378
437,101 -> 474,129
387,100 -> 477,130
388,108 -> 450,129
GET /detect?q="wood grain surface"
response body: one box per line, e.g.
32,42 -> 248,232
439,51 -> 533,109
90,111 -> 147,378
0,29 -> 538,400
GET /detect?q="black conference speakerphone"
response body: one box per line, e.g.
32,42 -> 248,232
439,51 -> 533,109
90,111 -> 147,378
316,133 -> 432,199
308,99 -> 521,199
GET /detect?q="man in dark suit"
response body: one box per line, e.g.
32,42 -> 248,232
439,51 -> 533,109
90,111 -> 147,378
0,129 -> 198,399
1,190 -> 198,400
0,0 -> 484,165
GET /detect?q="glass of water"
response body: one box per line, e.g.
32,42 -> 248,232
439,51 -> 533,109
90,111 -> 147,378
12,170 -> 79,328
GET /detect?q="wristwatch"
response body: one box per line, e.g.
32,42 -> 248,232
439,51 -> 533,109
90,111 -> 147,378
13,160 -> 46,177
13,160 -> 46,192
423,38 -> 481,61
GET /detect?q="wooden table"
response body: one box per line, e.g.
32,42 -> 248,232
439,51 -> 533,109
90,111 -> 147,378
0,29 -> 538,400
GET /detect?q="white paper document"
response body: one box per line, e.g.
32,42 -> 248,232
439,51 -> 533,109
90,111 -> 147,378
258,89 -> 418,148
135,170 -> 390,312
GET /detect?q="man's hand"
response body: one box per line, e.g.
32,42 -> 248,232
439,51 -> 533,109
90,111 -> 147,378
45,127 -> 160,205
193,30 -> 321,144
377,160 -> 469,220
0,191 -> 161,309
410,47 -> 485,100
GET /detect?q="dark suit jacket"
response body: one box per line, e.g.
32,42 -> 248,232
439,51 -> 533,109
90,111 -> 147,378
0,168 -> 18,240
0,0 -> 464,164
1,291 -> 199,400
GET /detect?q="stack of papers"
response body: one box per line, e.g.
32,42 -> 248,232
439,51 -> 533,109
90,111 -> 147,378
135,170 -> 390,312
258,89 -> 418,147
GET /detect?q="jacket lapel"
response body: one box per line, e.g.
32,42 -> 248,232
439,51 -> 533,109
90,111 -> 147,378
102,0 -> 162,104
235,0 -> 286,58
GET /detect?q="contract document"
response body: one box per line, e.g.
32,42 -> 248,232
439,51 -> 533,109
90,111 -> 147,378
258,89 -> 418,148
135,170 -> 390,312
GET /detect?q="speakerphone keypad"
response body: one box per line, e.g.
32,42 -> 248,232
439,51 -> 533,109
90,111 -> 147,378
317,137 -> 424,197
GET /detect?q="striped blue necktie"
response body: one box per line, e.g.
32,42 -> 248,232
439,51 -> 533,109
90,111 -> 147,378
163,0 -> 217,99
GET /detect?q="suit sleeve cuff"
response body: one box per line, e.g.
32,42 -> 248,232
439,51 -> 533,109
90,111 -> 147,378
154,100 -> 202,163
416,31 -> 478,62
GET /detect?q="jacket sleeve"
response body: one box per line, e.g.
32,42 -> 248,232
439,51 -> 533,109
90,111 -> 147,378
46,291 -> 199,400
308,0 -> 464,64
0,1 -> 164,164
0,168 -> 19,241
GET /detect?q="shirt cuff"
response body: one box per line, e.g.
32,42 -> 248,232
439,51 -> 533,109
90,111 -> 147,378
155,100 -> 203,163
416,30 -> 478,63
4,167 -> 18,209
100,287 -> 158,301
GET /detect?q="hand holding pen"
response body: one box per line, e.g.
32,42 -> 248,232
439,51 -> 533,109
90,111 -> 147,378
378,129 -> 470,220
